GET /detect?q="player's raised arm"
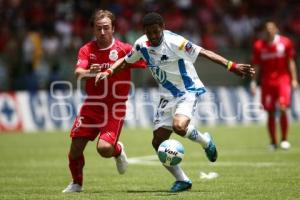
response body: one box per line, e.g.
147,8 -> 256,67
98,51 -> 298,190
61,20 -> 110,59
198,48 -> 255,78
94,57 -> 128,86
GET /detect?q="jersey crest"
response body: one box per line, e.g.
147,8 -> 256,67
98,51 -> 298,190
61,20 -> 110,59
109,49 -> 118,61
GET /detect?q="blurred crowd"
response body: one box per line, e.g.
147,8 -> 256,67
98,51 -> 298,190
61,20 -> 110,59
1,0 -> 300,91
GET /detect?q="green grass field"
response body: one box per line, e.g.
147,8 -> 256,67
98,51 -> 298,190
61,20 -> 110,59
1,124 -> 300,200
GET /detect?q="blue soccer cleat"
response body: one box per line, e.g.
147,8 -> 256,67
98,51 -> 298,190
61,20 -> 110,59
170,180 -> 192,192
204,132 -> 218,162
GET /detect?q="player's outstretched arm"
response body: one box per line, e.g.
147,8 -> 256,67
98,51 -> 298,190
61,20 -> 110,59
198,48 -> 255,78
94,57 -> 128,86
250,64 -> 259,96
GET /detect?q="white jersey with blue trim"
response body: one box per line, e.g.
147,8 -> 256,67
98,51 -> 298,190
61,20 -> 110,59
125,30 -> 206,98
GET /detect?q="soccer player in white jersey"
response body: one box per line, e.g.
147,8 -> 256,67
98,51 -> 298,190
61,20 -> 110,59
95,12 -> 255,192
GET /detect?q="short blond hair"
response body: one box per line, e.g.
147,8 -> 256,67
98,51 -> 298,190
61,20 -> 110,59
90,9 -> 115,27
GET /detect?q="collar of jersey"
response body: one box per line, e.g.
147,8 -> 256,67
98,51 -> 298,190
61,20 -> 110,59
273,34 -> 280,43
97,38 -> 115,50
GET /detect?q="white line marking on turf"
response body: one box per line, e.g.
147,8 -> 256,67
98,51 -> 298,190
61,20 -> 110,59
127,155 -> 293,167
127,155 -> 160,165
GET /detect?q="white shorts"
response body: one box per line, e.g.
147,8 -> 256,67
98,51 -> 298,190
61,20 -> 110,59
153,93 -> 200,131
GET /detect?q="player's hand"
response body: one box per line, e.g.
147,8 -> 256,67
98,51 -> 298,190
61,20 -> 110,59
292,79 -> 299,90
95,72 -> 109,86
232,64 -> 255,78
90,64 -> 102,74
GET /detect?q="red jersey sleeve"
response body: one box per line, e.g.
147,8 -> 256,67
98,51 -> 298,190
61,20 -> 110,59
124,43 -> 146,69
76,46 -> 89,69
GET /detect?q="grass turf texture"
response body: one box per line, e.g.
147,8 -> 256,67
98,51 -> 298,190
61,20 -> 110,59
0,124 -> 300,200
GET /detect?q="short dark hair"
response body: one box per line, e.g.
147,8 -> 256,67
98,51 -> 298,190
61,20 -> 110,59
90,9 -> 115,27
142,12 -> 164,27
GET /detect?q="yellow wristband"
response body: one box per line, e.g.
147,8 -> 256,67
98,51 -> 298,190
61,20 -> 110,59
227,61 -> 233,71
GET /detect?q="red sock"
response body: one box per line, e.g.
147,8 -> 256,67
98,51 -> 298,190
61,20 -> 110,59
267,114 -> 277,145
68,154 -> 85,186
112,143 -> 122,157
280,112 -> 288,141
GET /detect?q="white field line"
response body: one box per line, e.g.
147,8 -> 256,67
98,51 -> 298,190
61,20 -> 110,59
127,155 -> 295,167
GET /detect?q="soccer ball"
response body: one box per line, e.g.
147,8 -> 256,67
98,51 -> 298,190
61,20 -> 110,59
157,139 -> 185,166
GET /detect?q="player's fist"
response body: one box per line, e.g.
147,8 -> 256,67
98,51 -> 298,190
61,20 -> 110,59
95,72 -> 109,86
232,64 -> 255,78
90,64 -> 102,74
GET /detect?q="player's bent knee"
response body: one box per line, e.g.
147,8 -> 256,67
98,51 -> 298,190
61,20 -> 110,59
97,144 -> 114,158
172,123 -> 187,136
279,106 -> 287,112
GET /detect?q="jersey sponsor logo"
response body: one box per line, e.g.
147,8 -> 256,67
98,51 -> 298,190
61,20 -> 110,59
260,43 -> 286,60
109,50 -> 118,61
97,63 -> 111,70
150,67 -> 167,84
261,51 -> 285,60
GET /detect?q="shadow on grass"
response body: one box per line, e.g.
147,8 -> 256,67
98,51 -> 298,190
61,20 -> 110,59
127,189 -> 178,197
85,189 -> 175,197
126,189 -> 205,196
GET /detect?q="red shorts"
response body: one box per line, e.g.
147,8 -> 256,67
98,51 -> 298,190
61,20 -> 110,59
261,83 -> 291,111
70,102 -> 126,146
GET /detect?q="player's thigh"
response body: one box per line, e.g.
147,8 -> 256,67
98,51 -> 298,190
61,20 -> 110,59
172,93 -> 197,131
261,85 -> 277,111
174,93 -> 198,119
153,97 -> 175,130
98,112 -> 125,146
70,115 -> 100,141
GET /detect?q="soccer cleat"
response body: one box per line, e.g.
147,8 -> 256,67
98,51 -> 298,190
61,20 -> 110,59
170,179 -> 192,192
204,132 -> 218,162
115,142 -> 128,174
62,183 -> 82,193
268,144 -> 278,151
280,141 -> 291,150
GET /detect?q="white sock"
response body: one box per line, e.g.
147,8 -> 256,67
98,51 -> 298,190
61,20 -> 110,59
163,165 -> 190,181
185,124 -> 209,148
